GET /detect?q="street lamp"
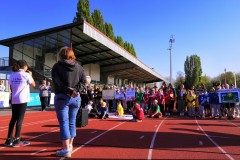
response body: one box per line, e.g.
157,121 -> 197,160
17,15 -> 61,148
168,35 -> 175,84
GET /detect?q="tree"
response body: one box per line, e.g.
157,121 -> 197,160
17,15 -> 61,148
184,54 -> 202,89
104,22 -> 114,40
114,36 -> 124,47
91,9 -> 105,33
74,0 -> 92,24
174,71 -> 185,88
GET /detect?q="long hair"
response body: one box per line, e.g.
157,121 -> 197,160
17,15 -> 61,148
58,46 -> 76,61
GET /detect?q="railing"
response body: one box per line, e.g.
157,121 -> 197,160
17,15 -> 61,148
0,57 -> 9,66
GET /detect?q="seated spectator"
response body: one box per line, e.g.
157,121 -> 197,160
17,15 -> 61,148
99,98 -> 109,120
148,100 -> 162,118
131,102 -> 144,122
86,101 -> 100,118
115,100 -> 124,116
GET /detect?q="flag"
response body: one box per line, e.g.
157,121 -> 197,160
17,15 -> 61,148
233,72 -> 237,88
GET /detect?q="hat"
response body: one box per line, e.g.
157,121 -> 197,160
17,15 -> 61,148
17,60 -> 28,68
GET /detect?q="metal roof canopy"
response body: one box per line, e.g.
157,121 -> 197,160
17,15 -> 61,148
0,20 -> 166,83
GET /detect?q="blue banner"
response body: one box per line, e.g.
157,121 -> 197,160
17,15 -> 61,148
27,93 -> 41,107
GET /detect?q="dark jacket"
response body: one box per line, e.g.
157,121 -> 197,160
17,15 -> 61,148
51,60 -> 86,95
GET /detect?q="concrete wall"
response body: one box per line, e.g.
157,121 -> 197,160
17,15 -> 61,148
83,63 -> 100,81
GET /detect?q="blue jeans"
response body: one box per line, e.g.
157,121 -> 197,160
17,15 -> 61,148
54,93 -> 81,140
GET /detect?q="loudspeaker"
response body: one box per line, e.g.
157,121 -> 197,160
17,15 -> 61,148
76,108 -> 88,127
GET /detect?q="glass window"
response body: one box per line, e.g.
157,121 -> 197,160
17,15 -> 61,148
23,40 -> 34,58
13,42 -> 23,52
13,49 -> 22,60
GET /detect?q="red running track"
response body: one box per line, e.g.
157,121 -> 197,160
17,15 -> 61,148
0,111 -> 240,159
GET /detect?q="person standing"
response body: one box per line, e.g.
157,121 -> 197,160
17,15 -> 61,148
4,60 -> 35,147
47,81 -> 52,107
0,80 -> 5,92
39,80 -> 48,111
52,46 -> 90,158
176,84 -> 186,116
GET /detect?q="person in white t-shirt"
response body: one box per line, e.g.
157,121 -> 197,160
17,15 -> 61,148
0,80 -> 5,92
4,60 -> 35,147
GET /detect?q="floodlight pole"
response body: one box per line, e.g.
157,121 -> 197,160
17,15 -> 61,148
168,35 -> 175,84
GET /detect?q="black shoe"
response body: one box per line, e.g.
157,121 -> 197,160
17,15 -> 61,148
12,138 -> 21,147
4,137 -> 14,147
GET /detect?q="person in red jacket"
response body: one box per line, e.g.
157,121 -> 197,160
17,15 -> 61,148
131,103 -> 144,122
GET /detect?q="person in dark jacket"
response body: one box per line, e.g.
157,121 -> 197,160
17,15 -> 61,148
52,46 -> 91,158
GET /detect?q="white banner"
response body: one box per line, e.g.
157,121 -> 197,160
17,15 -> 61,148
0,92 -> 10,108
102,90 -> 115,100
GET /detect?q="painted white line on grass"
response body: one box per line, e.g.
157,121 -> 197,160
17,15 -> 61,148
199,141 -> 203,146
148,117 -> 167,160
139,136 -> 145,139
31,149 -> 47,155
91,131 -> 97,134
60,121 -> 127,160
195,119 -> 234,160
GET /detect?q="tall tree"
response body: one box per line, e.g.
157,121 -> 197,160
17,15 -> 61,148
91,9 -> 105,33
104,22 -> 114,40
114,36 -> 124,47
184,54 -> 202,89
174,71 -> 185,88
73,0 -> 92,24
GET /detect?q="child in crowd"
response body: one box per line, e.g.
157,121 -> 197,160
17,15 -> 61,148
186,90 -> 196,117
198,90 -> 207,119
131,102 -> 144,122
99,98 -> 109,120
148,100 -> 162,118
115,100 -> 124,116
86,101 -> 100,118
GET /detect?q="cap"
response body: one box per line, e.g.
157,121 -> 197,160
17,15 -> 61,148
17,60 -> 28,68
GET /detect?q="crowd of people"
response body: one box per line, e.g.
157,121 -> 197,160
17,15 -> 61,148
2,46 -> 239,158
83,82 -> 240,121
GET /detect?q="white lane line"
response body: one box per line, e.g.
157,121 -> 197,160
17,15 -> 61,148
60,121 -> 127,160
209,135 -> 231,139
26,128 -> 59,141
31,149 -> 47,155
0,119 -> 57,132
229,122 -> 240,129
199,141 -> 203,146
139,136 -> 145,139
91,131 -> 97,134
148,117 -> 167,160
195,119 -> 234,160
154,125 -> 158,128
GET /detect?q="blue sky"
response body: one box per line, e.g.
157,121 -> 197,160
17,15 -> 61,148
1,0 -> 240,80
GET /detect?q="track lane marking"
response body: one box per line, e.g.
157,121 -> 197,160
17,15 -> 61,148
199,141 -> 203,146
139,136 -> 145,139
148,117 -> 167,160
60,121 -> 127,160
31,149 -> 47,155
0,119 -> 57,132
195,118 -> 234,160
91,131 -> 97,134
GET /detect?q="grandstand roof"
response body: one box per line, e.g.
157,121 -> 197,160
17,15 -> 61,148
0,20 -> 166,83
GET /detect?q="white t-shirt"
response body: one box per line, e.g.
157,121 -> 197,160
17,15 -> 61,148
8,69 -> 34,104
85,104 -> 93,113
0,84 -> 5,92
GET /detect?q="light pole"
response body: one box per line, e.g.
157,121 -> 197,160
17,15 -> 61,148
168,35 -> 175,84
